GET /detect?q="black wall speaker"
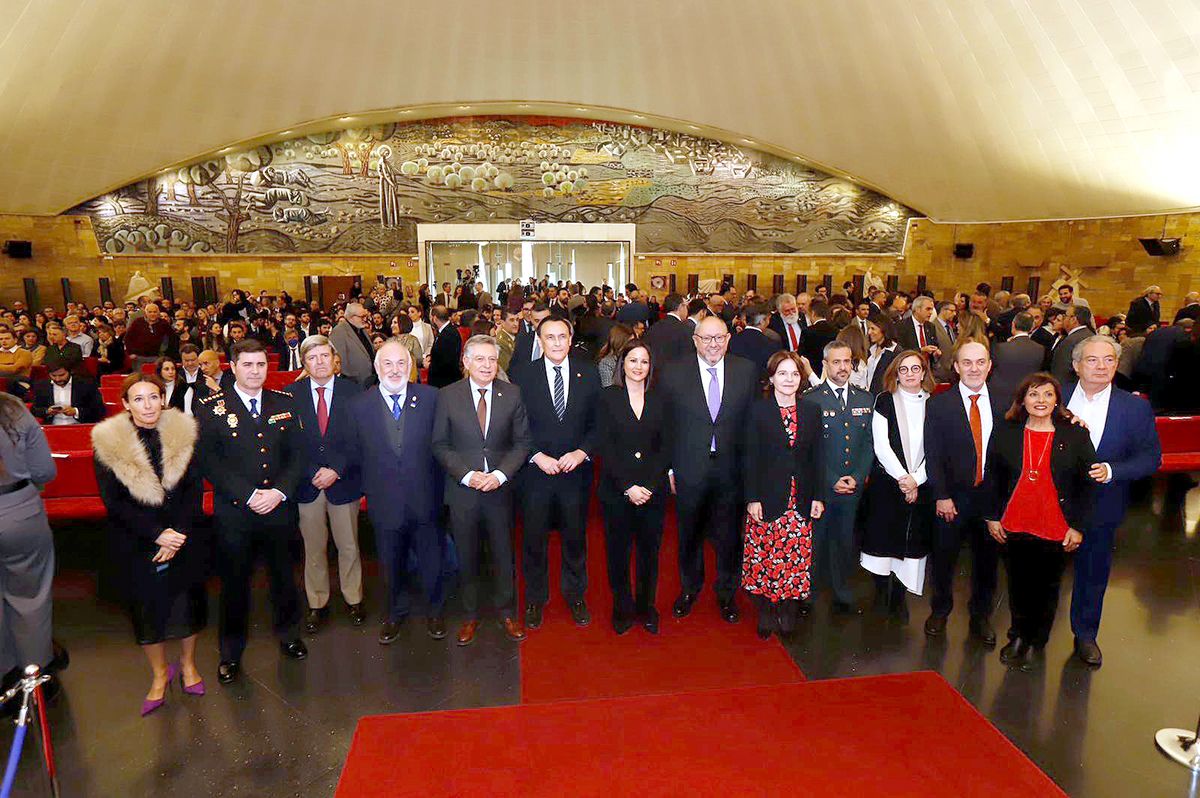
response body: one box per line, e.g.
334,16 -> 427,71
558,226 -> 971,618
1138,237 -> 1181,256
3,240 -> 32,258
953,243 -> 975,259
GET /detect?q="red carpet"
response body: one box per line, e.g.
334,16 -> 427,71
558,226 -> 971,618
337,671 -> 1066,797
518,499 -> 803,703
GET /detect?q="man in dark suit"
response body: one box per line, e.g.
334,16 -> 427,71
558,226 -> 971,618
729,305 -> 778,381
1064,335 -> 1162,667
923,341 -> 1003,645
1050,306 -> 1093,385
642,293 -> 693,365
431,334 -> 532,645
802,341 -> 874,613
276,327 -> 304,371
1173,292 -> 1200,323
283,335 -> 365,637
427,304 -> 463,388
341,339 -> 447,644
195,339 -> 307,685
1031,307 -> 1064,355
1125,285 -> 1162,331
989,312 -> 1045,405
800,301 -> 836,378
514,318 -> 601,629
510,304 -> 552,372
768,293 -> 805,353
660,316 -> 757,623
895,296 -> 942,360
31,365 -> 105,424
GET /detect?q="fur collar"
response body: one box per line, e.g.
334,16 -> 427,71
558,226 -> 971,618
91,409 -> 197,506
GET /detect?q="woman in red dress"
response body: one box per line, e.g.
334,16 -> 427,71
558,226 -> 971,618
742,351 -> 825,639
984,373 -> 1096,671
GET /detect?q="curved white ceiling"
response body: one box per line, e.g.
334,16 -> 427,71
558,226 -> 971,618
2,0 -> 1200,220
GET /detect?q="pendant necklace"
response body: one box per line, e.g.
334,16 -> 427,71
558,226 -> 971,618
1024,427 -> 1053,482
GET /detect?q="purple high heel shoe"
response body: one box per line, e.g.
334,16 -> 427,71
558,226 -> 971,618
179,667 -> 206,697
141,663 -> 179,717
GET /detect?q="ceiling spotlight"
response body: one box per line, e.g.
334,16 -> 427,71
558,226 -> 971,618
632,114 -> 645,120
280,130 -> 293,135
339,116 -> 354,122
688,125 -> 700,130
575,107 -> 588,112
218,147 -> 232,153
518,104 -> 531,108
458,105 -> 471,110
742,139 -> 755,144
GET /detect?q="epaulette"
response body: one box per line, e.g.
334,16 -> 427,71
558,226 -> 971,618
198,391 -> 225,405
268,388 -> 291,396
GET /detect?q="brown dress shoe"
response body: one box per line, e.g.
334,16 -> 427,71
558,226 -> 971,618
456,620 -> 480,646
500,616 -> 527,642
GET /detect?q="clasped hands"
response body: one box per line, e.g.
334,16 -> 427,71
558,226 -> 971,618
833,475 -> 857,495
247,488 -> 285,514
467,471 -> 503,492
986,520 -> 1082,552
898,473 -> 919,504
311,467 -> 340,491
532,450 -> 587,476
152,528 -> 187,563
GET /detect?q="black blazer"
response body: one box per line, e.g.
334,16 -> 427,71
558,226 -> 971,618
924,384 -> 1008,501
990,336 -> 1045,407
800,320 -> 836,377
643,315 -> 695,365
283,376 -> 363,505
1125,297 -> 1160,330
895,317 -> 938,353
511,329 -> 537,371
742,398 -> 821,522
768,313 -> 804,352
595,386 -> 670,502
659,354 -> 757,488
728,328 -> 778,379
983,418 -> 1096,532
428,323 -> 463,388
31,377 -> 105,423
95,339 -> 126,375
165,379 -> 188,411
869,345 -> 900,394
512,355 -> 601,489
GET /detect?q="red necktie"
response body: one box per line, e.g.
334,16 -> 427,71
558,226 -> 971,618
969,394 -> 983,486
787,324 -> 798,351
918,323 -> 926,348
316,386 -> 329,436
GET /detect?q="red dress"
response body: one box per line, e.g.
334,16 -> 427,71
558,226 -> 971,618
1000,428 -> 1069,541
741,405 -> 814,601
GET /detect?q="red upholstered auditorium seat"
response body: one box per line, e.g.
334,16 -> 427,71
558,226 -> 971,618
1156,416 -> 1200,472
100,374 -> 128,390
104,402 -> 123,417
100,385 -> 124,404
30,366 -> 48,382
42,423 -> 97,452
933,382 -> 952,394
81,357 -> 99,378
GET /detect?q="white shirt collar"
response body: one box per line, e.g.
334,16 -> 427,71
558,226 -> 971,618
1010,332 -> 1030,340
233,383 -> 263,411
958,381 -> 989,401
468,378 -> 493,395
697,355 -> 724,374
377,382 -> 406,405
1075,382 -> 1112,404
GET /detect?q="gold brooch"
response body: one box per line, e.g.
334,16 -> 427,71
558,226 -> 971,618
212,402 -> 227,416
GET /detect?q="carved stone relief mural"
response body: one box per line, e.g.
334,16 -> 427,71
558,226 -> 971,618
70,116 -> 919,255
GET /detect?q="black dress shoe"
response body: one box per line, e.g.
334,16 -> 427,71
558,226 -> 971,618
427,616 -> 446,640
719,598 -> 741,624
280,639 -> 308,660
348,603 -> 366,627
1017,643 -> 1042,673
378,620 -> 402,645
831,601 -> 863,616
217,661 -> 240,685
999,637 -> 1025,664
304,607 -> 327,635
672,592 -> 698,618
569,600 -> 591,628
612,612 -> 634,635
525,603 -> 544,630
797,599 -> 812,617
1074,638 -> 1103,667
641,608 -> 660,635
969,617 -> 998,647
923,613 -> 948,637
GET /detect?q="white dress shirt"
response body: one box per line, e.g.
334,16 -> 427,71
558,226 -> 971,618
461,379 -> 508,486
697,355 -> 725,399
283,343 -> 302,371
1067,383 -> 1112,481
780,318 -> 803,350
51,380 -> 76,425
313,376 -> 337,416
958,381 -> 994,477
544,355 -> 571,407
233,383 -> 263,416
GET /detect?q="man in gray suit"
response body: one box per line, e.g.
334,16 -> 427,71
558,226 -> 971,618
432,334 -> 533,646
990,312 -> 1046,405
327,303 -> 375,384
1050,305 -> 1093,385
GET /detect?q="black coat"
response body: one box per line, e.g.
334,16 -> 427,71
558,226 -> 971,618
982,418 -> 1097,533
427,323 -> 463,388
742,398 -> 821,523
643,315 -> 695,365
895,317 -> 938,353
1125,297 -> 1160,330
728,328 -> 778,380
512,355 -> 601,491
924,385 -> 1007,501
659,354 -> 757,489
990,335 -> 1046,407
768,312 -> 805,352
800,320 -> 836,378
862,391 -> 933,559
869,345 -> 899,395
595,386 -> 670,503
31,377 -> 105,424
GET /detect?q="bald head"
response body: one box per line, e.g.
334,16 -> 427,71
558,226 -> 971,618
953,341 -> 991,391
694,315 -> 730,366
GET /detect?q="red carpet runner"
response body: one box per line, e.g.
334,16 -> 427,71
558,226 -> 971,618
518,500 -> 804,703
337,671 -> 1066,797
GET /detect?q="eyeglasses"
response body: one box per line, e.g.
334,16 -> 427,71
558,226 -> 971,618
897,365 -> 924,374
694,334 -> 728,344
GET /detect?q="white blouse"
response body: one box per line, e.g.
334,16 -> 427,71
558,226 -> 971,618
872,389 -> 928,485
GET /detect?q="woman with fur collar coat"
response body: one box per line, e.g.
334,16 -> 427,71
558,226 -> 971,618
92,374 -> 208,715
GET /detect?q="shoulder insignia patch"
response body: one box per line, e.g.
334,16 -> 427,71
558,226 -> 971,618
199,391 -> 224,405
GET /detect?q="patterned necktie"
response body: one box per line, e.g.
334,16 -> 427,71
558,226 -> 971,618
477,388 -> 488,435
969,394 -> 984,485
249,398 -> 259,419
390,393 -> 402,421
553,365 -> 565,420
316,386 -> 329,435
706,366 -> 720,451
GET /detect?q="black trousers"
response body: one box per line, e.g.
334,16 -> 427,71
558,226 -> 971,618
375,517 -> 443,622
1004,532 -> 1068,647
602,494 -> 666,617
448,487 -> 515,619
521,477 -> 589,606
675,467 -> 741,602
929,487 -> 999,619
215,510 -> 301,662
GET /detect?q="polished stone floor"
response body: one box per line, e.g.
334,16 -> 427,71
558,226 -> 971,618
3,478 -> 1198,797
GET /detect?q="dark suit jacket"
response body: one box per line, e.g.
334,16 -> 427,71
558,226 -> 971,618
743,398 -> 821,522
341,383 -> 441,528
983,418 -> 1096,531
990,335 -> 1046,406
512,355 -> 600,490
275,341 -> 304,372
868,345 -> 899,394
989,308 -> 1019,343
1063,383 -> 1161,525
576,315 -> 615,362
642,314 -> 694,365
283,376 -> 363,505
595,385 -> 670,502
800,320 -> 836,377
1030,327 -> 1057,365
895,317 -> 938,353
511,329 -> 537,372
431,378 -> 532,495
165,379 -> 188,411
728,328 -> 778,378
924,384 -> 1008,502
31,378 -> 105,423
658,354 -> 757,488
428,322 -> 463,388
1125,297 -> 1160,330
1049,326 -> 1091,385
768,313 -> 804,352
1173,303 -> 1200,324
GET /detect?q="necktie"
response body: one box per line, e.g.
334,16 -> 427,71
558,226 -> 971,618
390,393 -> 403,421
946,322 -> 956,343
836,387 -> 846,409
249,397 -> 259,419
917,323 -> 927,348
316,386 -> 329,435
969,394 -> 984,486
290,347 -> 299,370
552,365 -> 565,420
477,388 -> 488,435
786,324 -> 798,351
706,367 -> 720,451
861,320 -> 869,337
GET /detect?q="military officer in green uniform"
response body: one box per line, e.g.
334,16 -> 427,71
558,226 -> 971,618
802,340 -> 875,614
195,338 -> 308,685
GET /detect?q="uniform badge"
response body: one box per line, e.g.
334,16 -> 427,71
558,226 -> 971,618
267,412 -> 293,425
212,401 -> 227,417
227,414 -> 239,428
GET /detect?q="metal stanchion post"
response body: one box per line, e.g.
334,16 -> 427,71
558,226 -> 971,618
1156,710 -> 1200,771
0,664 -> 56,798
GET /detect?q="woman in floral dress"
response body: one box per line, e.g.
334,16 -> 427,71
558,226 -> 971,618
742,351 -> 825,639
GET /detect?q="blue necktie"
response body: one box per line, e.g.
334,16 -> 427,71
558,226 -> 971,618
390,394 -> 403,421
249,398 -> 259,419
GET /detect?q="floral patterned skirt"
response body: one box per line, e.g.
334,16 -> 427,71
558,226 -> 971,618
741,480 -> 813,601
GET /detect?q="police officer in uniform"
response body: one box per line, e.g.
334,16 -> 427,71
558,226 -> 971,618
802,340 -> 874,613
195,339 -> 308,685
